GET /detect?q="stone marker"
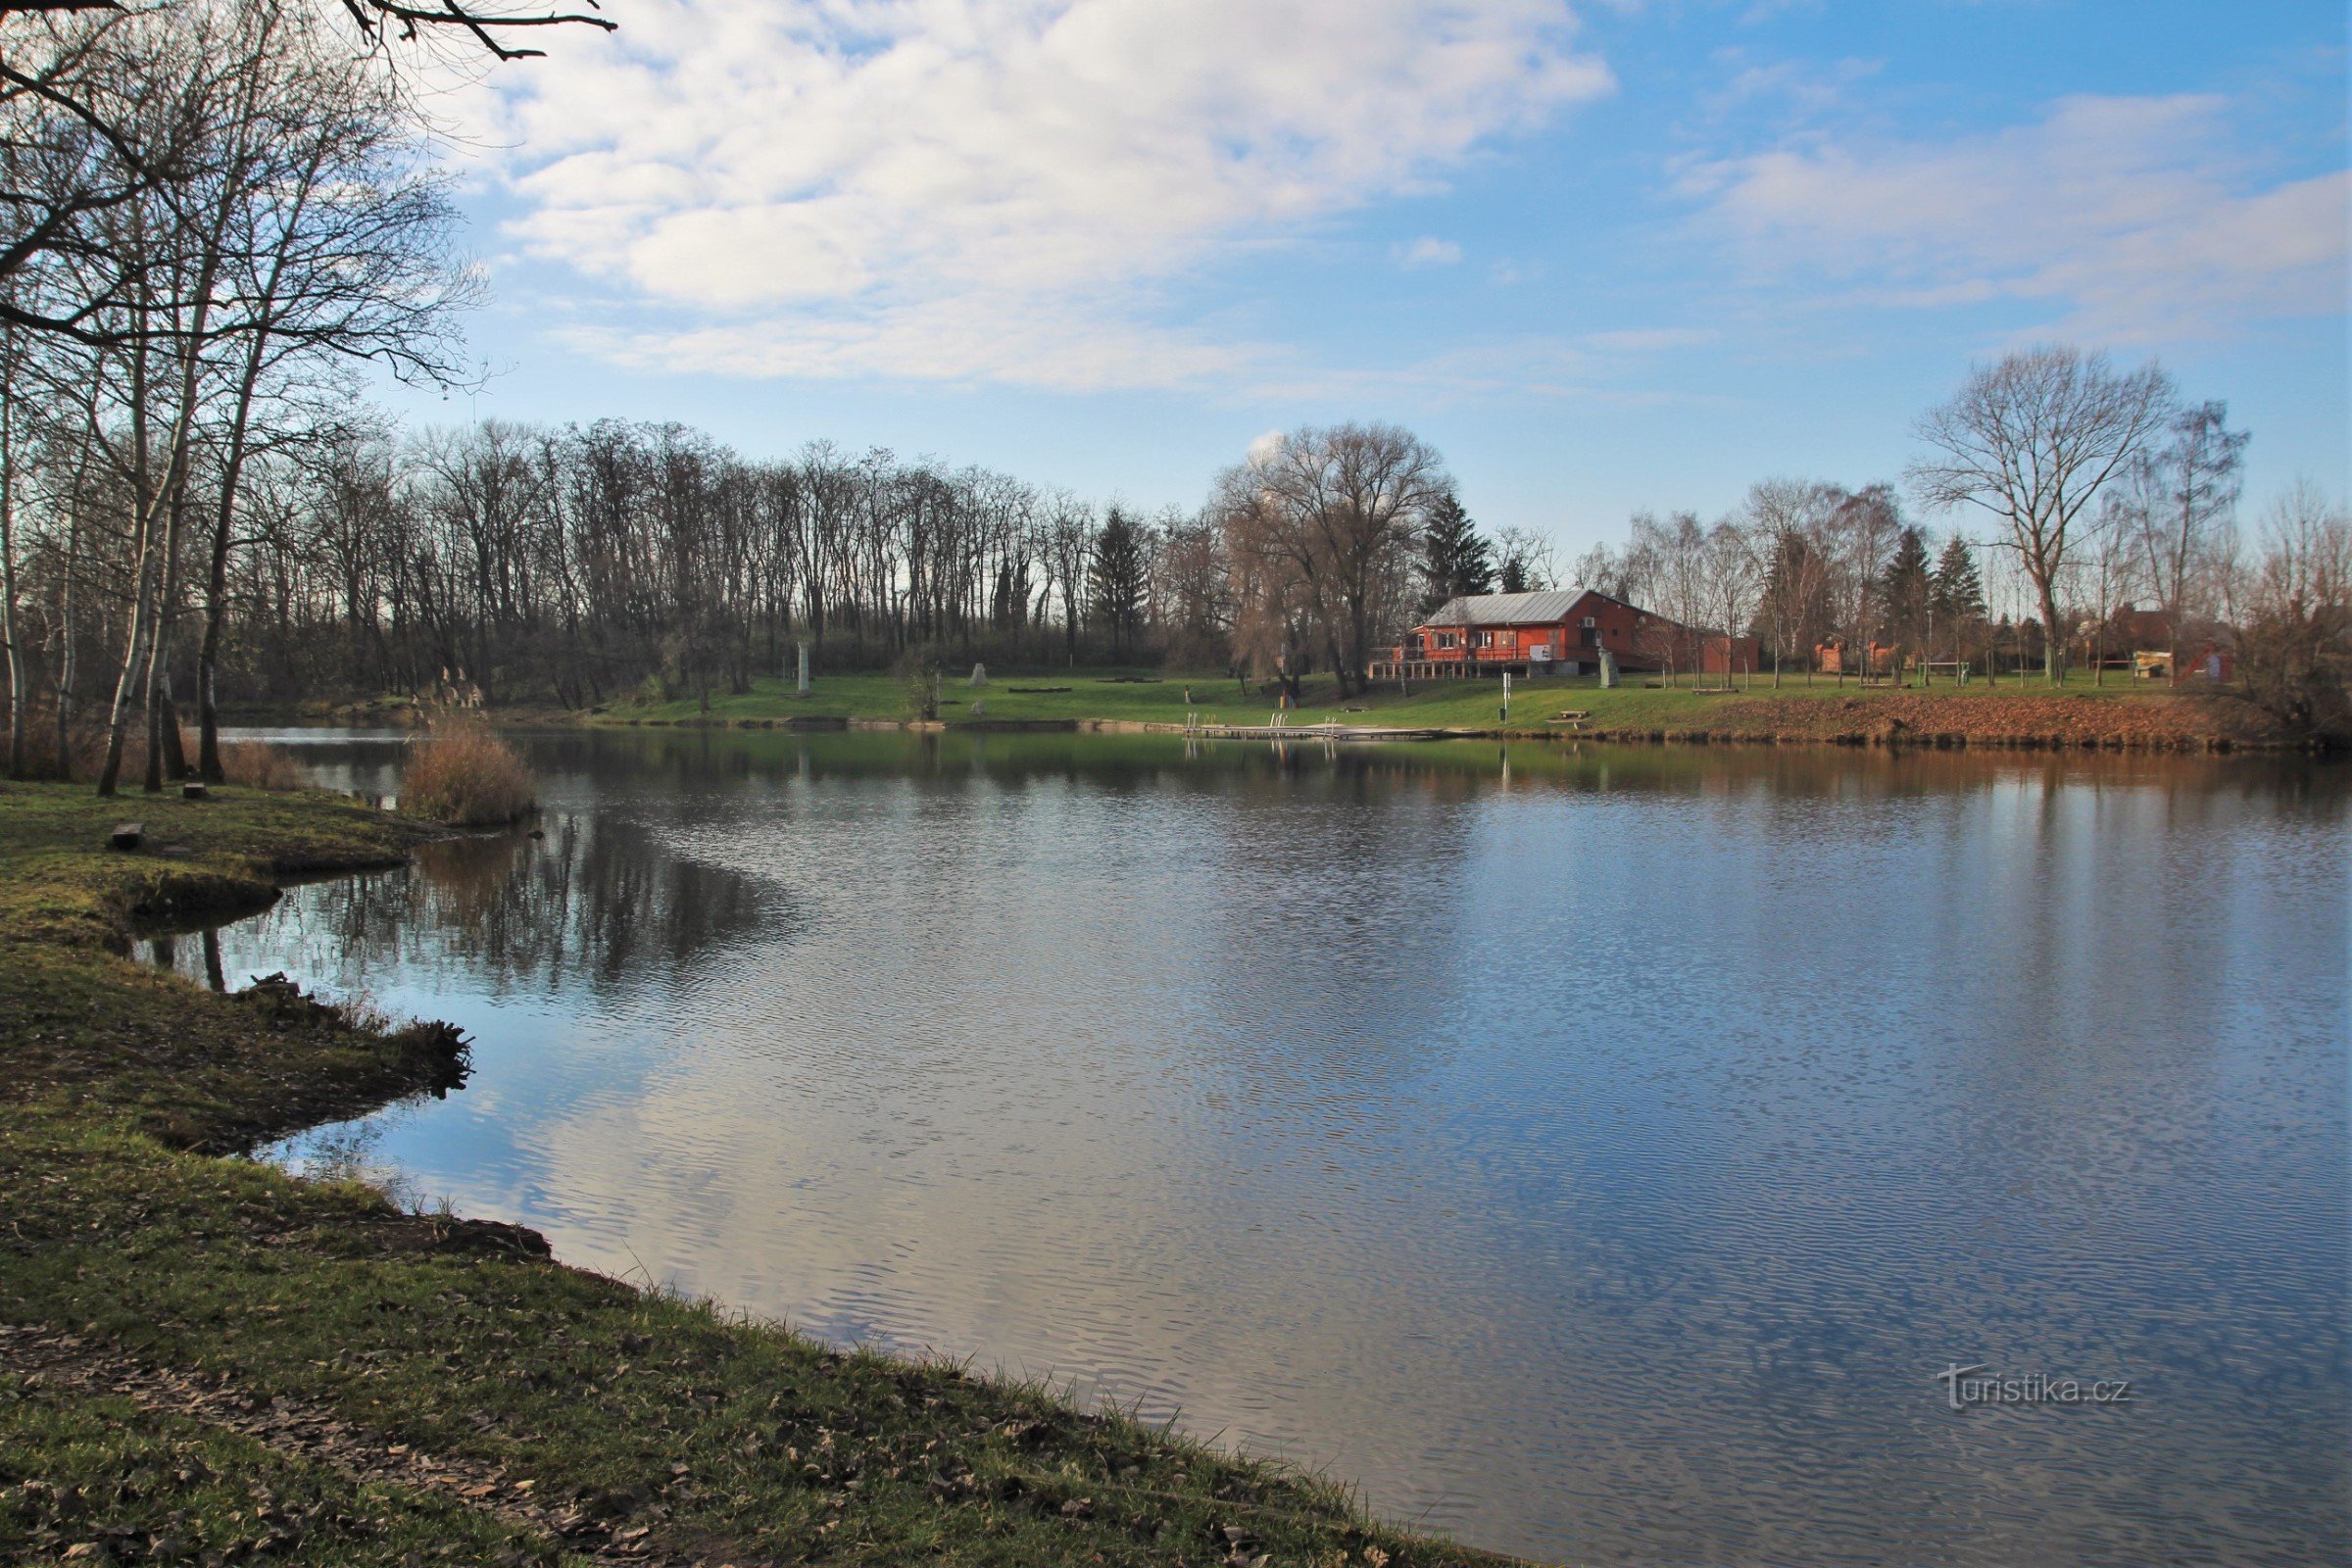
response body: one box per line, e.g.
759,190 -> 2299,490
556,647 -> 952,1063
181,781 -> 209,801
969,662 -> 988,687
110,823 -> 143,851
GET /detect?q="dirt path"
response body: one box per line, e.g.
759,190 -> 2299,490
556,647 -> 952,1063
1,1323 -> 773,1568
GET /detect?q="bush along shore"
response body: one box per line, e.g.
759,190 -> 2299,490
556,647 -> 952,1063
445,669 -> 2309,753
0,781 -> 1514,1568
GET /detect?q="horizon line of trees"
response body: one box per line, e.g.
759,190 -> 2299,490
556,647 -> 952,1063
6,374 -> 2348,787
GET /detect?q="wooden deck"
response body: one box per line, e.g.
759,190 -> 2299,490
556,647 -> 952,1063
1181,714 -> 1452,741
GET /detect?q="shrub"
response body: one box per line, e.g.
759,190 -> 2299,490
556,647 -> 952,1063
895,643 -> 942,721
218,739 -> 308,792
2234,486 -> 2352,743
401,723 -> 536,826
39,717 -> 193,784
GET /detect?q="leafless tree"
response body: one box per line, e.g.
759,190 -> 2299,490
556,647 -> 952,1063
2078,489 -> 2143,685
2233,483 -> 2351,738
1218,423 -> 1446,697
1493,524 -> 1557,594
1698,517 -> 1758,685
2119,399 -> 2248,684
1908,346 -> 2176,682
1741,477 -> 1838,684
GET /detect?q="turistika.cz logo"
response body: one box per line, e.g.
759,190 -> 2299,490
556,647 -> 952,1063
1936,1363 -> 2133,1410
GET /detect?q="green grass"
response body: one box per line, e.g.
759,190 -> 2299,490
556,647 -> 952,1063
0,780 -> 1516,1568
1,1355 -> 544,1564
0,780 -> 429,950
579,664 -> 2240,746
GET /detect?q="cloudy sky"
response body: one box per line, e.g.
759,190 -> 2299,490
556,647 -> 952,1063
401,0 -> 2349,551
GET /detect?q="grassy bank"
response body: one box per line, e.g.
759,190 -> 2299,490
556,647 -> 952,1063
549,667 -> 2285,751
0,782 -> 1511,1568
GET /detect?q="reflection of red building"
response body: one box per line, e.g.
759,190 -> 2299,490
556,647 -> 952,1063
1372,589 -> 1757,679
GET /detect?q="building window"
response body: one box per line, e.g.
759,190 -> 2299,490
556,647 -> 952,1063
1582,616 -> 1596,627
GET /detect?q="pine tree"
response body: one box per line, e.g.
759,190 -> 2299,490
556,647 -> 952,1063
1089,506 -> 1149,661
1880,526 -> 1932,648
1930,536 -> 1985,624
1419,493 -> 1494,612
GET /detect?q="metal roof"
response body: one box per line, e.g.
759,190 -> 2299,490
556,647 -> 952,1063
1419,589 -> 1592,626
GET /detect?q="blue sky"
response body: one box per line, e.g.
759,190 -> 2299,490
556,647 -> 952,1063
392,0 -> 2349,556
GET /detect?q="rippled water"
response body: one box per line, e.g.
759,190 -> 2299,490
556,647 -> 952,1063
160,728 -> 2349,1565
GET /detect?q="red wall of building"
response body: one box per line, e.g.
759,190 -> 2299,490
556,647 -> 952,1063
1406,592 -> 1666,668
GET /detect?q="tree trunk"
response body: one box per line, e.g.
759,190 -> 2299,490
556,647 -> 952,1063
0,318 -> 32,778
198,383 -> 260,783
2036,579 -> 2062,683
96,546 -> 156,797
0,389 -> 23,779
51,477 -> 84,779
142,489 -> 191,792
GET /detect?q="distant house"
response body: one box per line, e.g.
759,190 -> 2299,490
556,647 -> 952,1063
2078,606 -> 2173,671
2133,644 -> 2234,683
1372,589 -> 1756,679
1813,636 -> 1895,676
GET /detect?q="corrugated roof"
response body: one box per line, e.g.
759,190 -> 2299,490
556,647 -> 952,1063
1419,589 -> 1591,626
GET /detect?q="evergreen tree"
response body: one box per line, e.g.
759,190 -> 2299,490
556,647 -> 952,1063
1418,493 -> 1494,612
1930,535 -> 1985,625
1089,505 -> 1149,661
1880,526 -> 1933,647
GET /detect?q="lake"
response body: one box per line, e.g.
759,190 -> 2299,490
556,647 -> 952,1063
160,727 -> 2349,1566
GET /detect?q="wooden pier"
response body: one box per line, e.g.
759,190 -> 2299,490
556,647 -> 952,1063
1179,713 -> 1452,742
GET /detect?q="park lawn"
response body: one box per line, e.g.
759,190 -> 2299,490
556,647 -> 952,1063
591,665 -> 2213,742
0,778 -> 1512,1568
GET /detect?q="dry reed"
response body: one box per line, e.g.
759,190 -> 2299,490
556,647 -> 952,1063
401,722 -> 535,826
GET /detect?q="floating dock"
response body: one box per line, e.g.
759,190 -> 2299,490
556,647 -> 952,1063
1180,716 -> 1454,742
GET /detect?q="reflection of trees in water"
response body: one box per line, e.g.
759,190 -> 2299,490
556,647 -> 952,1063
292,815 -> 776,994
538,724 -> 2345,819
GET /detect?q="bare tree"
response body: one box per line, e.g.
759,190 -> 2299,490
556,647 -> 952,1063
2078,490 -> 2143,685
2125,399 -> 2248,684
1226,423 -> 1446,698
2233,483 -> 2351,737
1909,346 -> 2175,682
1493,525 -> 1557,594
1698,516 -> 1758,685
190,12 -> 474,777
1039,490 -> 1092,667
1742,477 -> 1838,685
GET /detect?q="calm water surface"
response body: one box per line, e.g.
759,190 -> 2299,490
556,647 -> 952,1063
165,728 -> 2349,1566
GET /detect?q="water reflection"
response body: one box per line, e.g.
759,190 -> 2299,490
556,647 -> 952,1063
186,812 -> 774,1000
186,729 -> 2347,1567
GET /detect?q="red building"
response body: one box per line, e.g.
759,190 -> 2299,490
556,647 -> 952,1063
1813,635 -> 1896,676
1372,589 -> 1756,680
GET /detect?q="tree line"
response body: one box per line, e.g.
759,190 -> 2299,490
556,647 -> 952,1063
2,3 -> 2345,785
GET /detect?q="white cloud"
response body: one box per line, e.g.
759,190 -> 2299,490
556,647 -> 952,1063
466,0 -> 1611,388
1679,93 -> 2350,341
1394,235 -> 1465,269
